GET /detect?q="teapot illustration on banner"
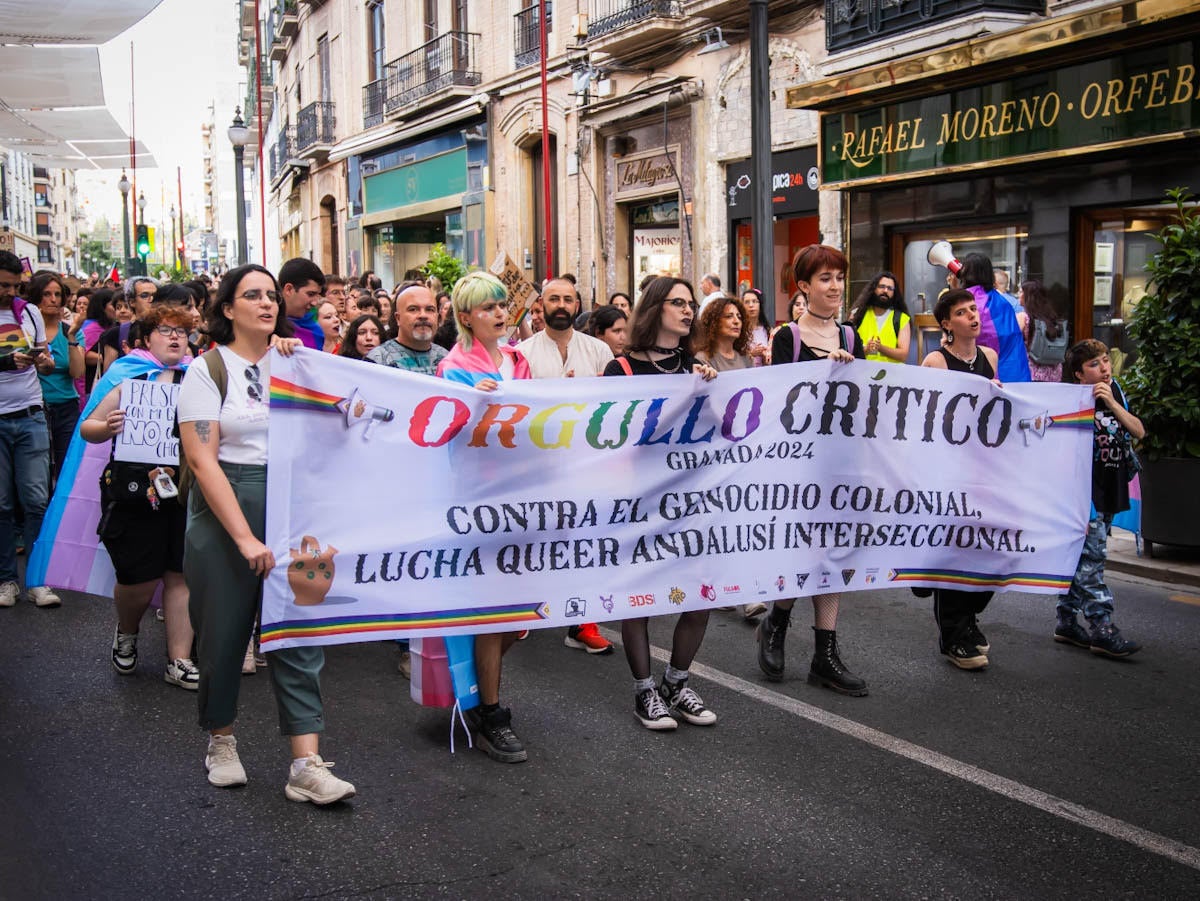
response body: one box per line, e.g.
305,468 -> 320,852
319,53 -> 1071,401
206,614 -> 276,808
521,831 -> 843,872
288,535 -> 339,606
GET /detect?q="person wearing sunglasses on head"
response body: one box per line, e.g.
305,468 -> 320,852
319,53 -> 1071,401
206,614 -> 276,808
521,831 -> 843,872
177,264 -> 355,805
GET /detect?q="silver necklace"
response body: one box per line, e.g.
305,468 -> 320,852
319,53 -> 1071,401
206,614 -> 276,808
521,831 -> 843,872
949,345 -> 978,367
645,349 -> 683,373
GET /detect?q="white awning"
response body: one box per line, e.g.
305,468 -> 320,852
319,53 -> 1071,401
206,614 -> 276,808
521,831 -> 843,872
0,0 -> 164,44
0,46 -> 104,108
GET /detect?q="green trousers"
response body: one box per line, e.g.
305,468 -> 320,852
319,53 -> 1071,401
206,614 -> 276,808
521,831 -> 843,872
185,463 -> 325,736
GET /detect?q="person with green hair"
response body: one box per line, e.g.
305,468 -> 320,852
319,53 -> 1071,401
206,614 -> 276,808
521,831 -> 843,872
435,271 -> 531,762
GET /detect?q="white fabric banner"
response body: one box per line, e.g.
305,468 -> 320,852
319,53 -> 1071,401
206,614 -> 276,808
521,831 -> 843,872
261,349 -> 1094,650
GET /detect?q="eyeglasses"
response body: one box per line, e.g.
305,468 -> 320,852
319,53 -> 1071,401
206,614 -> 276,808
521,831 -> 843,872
154,326 -> 189,338
245,364 -> 263,403
665,298 -> 699,311
237,289 -> 281,303
477,300 -> 515,314
135,291 -> 157,301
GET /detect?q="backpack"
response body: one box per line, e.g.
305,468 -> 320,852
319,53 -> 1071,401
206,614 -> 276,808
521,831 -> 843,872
1028,318 -> 1069,366
790,321 -> 856,362
175,349 -> 229,504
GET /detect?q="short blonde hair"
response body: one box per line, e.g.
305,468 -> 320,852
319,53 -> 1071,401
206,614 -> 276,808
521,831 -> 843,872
452,271 -> 507,350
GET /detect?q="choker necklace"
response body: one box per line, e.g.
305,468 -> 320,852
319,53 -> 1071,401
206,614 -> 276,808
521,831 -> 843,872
806,309 -> 838,322
649,344 -> 682,355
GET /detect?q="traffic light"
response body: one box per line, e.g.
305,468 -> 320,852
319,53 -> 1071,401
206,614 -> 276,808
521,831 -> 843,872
176,240 -> 184,256
135,224 -> 150,258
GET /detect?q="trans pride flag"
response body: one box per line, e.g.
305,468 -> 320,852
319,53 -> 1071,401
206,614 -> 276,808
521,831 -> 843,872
27,350 -> 190,596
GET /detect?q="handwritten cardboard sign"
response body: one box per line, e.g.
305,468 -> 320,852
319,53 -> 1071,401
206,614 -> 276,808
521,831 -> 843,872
489,252 -> 538,334
115,378 -> 181,465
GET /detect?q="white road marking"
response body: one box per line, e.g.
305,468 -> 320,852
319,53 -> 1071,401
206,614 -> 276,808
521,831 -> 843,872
599,628 -> 1200,873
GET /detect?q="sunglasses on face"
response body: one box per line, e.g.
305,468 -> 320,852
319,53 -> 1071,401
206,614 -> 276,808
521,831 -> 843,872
665,298 -> 698,311
237,289 -> 281,303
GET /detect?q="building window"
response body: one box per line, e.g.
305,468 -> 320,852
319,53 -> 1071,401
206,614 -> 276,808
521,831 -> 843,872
367,1 -> 386,82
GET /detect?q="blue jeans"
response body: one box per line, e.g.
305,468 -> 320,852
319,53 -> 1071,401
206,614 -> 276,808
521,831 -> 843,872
0,409 -> 51,585
1058,513 -> 1114,624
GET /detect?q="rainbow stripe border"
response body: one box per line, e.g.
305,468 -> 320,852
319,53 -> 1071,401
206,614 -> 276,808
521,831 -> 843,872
889,568 -> 1072,591
269,377 -> 344,413
1048,408 -> 1094,429
260,601 -> 550,646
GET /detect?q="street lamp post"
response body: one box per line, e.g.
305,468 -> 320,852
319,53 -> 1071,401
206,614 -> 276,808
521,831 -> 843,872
227,107 -> 250,267
170,204 -> 178,270
136,192 -> 148,276
117,169 -> 131,274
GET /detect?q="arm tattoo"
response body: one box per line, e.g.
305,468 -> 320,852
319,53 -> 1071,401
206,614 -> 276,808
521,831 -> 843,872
195,421 -> 213,444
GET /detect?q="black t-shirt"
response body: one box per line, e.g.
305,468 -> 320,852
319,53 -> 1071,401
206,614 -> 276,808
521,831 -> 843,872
770,322 -> 865,364
603,350 -> 701,377
98,323 -> 130,362
1092,381 -> 1133,515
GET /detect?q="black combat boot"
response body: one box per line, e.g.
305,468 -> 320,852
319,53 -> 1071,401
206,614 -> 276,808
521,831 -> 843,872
808,628 -> 868,697
756,605 -> 790,681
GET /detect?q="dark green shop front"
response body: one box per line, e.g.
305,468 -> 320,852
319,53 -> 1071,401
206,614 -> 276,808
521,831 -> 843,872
809,27 -> 1200,374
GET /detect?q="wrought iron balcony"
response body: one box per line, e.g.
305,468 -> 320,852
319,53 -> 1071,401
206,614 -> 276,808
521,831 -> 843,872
514,3 -> 552,69
295,101 -> 335,153
383,31 -> 481,115
276,0 -> 299,40
826,0 -> 1045,52
363,78 -> 386,129
270,128 -> 294,182
586,0 -> 682,40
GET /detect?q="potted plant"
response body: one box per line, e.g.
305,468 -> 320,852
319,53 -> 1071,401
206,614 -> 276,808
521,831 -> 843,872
1124,187 -> 1200,551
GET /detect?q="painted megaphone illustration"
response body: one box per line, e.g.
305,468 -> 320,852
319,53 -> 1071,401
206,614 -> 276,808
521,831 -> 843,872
336,387 -> 395,435
1019,412 -> 1049,445
270,378 -> 394,439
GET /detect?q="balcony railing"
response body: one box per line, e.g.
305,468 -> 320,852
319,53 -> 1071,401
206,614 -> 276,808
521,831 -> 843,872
383,31 -> 481,115
586,0 -> 682,40
295,101 -> 335,153
514,3 -> 553,69
270,128 -> 294,182
276,0 -> 299,40
826,0 -> 1045,52
363,78 -> 386,129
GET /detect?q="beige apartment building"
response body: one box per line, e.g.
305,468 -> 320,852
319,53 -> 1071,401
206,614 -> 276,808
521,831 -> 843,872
238,1 -> 1145,324
238,0 -> 829,319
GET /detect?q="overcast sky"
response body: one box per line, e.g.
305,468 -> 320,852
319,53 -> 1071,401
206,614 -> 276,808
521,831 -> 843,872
74,0 -> 240,235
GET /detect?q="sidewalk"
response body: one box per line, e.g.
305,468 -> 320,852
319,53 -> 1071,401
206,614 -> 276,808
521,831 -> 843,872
1108,527 -> 1200,591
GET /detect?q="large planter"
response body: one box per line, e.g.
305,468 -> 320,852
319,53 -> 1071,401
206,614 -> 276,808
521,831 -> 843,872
1139,456 -> 1200,552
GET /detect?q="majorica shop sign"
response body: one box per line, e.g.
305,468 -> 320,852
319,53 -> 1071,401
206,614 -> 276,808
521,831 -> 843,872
821,40 -> 1200,185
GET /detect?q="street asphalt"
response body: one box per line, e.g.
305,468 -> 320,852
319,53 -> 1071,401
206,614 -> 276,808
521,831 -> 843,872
2,575 -> 1198,899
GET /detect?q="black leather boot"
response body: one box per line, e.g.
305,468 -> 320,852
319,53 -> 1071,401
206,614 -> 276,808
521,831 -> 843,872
756,605 -> 790,681
808,628 -> 868,697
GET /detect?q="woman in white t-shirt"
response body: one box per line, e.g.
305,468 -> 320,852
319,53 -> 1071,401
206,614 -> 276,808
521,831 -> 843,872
177,263 -> 355,805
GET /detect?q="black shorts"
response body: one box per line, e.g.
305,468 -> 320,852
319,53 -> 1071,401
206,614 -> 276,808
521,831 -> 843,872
99,501 -> 186,585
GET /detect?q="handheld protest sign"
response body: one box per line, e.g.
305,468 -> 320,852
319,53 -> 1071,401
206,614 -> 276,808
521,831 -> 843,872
489,252 -> 538,338
114,378 -> 182,465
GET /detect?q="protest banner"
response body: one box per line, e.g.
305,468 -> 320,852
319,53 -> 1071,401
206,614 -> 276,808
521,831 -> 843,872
489,251 -> 537,334
115,378 -> 181,465
261,350 -> 1094,650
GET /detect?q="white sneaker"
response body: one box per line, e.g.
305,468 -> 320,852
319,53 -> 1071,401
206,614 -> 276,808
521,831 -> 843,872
284,754 -> 356,805
165,658 -> 200,690
28,586 -> 61,608
112,628 -> 138,674
0,581 -> 18,608
205,734 -> 248,787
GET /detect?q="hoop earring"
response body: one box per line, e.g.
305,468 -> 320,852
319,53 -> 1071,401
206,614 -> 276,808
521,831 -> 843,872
943,328 -> 954,345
